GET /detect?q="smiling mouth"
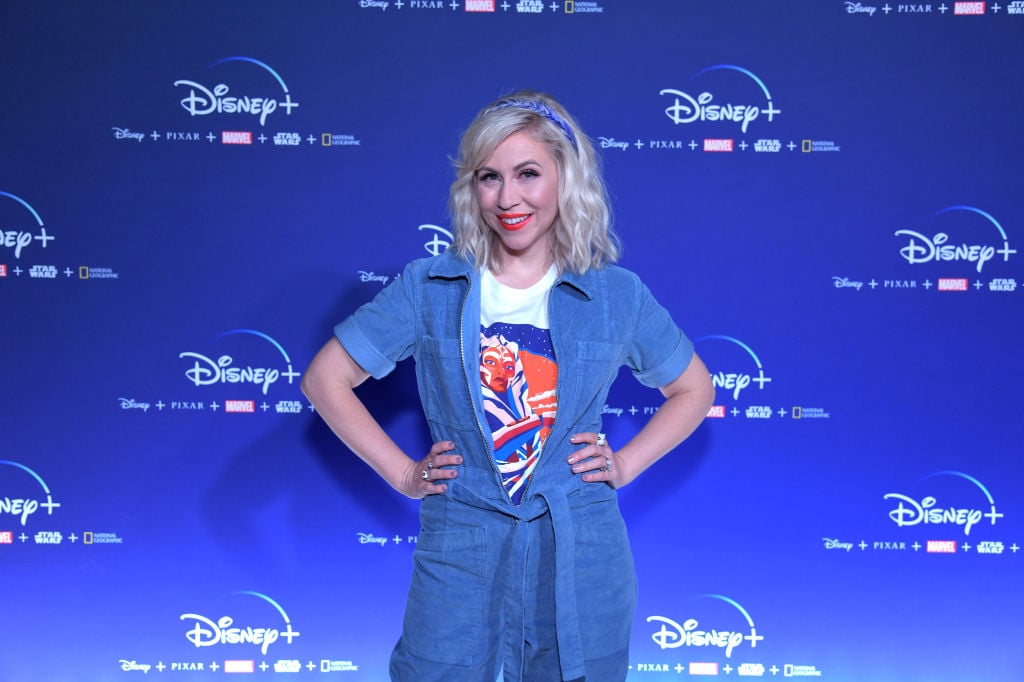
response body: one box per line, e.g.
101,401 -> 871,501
499,213 -> 532,230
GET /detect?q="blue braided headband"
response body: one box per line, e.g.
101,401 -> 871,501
488,98 -> 578,150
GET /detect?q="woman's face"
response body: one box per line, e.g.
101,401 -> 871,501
480,342 -> 516,393
474,131 -> 560,265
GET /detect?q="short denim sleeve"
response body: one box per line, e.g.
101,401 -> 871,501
334,261 -> 420,379
625,275 -> 694,389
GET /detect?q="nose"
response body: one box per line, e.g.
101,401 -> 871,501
497,183 -> 519,212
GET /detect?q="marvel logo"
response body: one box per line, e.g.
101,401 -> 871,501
938,278 -> 968,291
224,660 -> 255,673
222,131 -> 253,145
690,662 -> 719,675
225,400 -> 255,413
927,540 -> 957,553
954,2 -> 985,14
0,531 -> 13,544
703,138 -> 734,152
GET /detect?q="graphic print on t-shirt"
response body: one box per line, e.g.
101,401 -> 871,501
480,322 -> 558,505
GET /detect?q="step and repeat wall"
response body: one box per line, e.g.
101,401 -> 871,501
2,2 -> 1021,680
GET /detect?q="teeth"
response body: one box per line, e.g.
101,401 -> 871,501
501,215 -> 529,225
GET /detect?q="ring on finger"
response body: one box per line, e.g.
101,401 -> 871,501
427,460 -> 433,470
603,456 -> 612,472
596,432 -> 607,447
421,469 -> 430,481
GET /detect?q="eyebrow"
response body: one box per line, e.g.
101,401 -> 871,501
476,159 -> 543,174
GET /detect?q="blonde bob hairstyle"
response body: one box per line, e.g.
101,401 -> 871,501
449,90 -> 621,275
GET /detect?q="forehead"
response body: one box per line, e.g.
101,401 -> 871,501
483,344 -> 514,358
482,130 -> 555,166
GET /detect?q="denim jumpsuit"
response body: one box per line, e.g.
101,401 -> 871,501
335,252 -> 694,682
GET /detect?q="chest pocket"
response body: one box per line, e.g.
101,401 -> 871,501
577,340 -> 623,361
567,340 -> 625,417
417,335 -> 478,430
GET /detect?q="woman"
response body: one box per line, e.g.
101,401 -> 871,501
302,90 -> 714,682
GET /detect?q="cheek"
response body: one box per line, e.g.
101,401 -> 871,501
525,182 -> 556,210
543,182 -> 560,207
475,186 -> 496,210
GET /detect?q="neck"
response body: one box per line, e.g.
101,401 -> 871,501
491,253 -> 555,289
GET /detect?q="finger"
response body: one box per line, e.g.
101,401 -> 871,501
581,453 -> 614,478
432,466 -> 459,479
568,432 -> 604,446
432,452 -> 464,467
421,459 -> 452,487
422,442 -> 453,469
427,456 -> 462,474
418,470 -> 453,489
570,454 -> 604,475
420,441 -> 461,486
420,465 -> 457,482
429,440 -> 456,456
567,432 -> 607,466
428,443 -> 461,467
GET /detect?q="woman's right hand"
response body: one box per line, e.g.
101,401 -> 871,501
404,440 -> 462,498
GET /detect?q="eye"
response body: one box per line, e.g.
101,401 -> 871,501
519,168 -> 539,179
477,170 -> 500,183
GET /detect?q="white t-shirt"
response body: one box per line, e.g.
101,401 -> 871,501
479,267 -> 559,505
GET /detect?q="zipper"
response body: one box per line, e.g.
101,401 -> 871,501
459,273 -> 499,477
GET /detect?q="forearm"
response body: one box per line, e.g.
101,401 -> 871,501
614,395 -> 707,484
614,356 -> 715,486
301,339 -> 418,495
305,380 -> 416,492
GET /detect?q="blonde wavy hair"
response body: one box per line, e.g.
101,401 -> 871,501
449,90 -> 620,275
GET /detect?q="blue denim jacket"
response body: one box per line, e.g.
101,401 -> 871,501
336,252 -> 693,681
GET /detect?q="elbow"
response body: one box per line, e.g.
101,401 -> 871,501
692,380 -> 715,422
697,355 -> 716,412
300,368 -> 320,405
704,377 -> 716,412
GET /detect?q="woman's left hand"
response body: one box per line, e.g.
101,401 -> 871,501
567,432 -> 621,488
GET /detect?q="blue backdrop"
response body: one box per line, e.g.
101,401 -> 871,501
2,1 -> 1021,680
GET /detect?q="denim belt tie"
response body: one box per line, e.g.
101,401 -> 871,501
448,480 -> 584,682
